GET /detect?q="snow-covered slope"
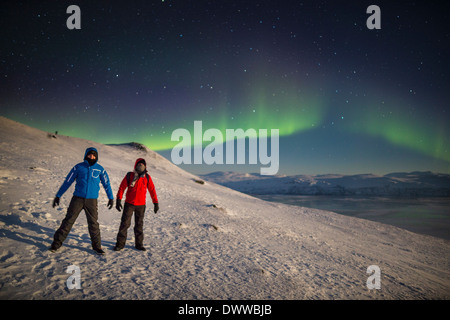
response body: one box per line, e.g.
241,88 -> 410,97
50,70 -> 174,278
201,171 -> 450,197
0,116 -> 449,299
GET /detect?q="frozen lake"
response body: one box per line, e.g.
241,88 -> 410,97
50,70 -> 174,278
255,195 -> 450,241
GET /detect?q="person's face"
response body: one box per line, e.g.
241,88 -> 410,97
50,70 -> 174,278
87,153 -> 96,160
136,163 -> 145,172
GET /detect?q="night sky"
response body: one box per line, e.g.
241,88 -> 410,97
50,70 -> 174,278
1,1 -> 449,175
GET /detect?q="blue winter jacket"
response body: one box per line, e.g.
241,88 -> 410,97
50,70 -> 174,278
56,147 -> 114,200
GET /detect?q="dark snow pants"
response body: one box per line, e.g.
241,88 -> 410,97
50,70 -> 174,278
115,203 -> 146,249
52,196 -> 102,250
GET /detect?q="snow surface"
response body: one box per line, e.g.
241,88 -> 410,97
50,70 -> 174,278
0,116 -> 449,300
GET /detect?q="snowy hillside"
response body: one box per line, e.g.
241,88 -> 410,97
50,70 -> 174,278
0,116 -> 449,300
201,171 -> 450,197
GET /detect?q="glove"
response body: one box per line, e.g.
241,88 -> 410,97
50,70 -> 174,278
116,199 -> 123,212
52,197 -> 60,208
153,203 -> 159,214
107,199 -> 114,210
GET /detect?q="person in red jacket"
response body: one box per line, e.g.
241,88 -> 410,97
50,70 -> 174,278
114,158 -> 159,251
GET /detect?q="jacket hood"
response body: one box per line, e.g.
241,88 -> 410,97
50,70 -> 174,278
134,158 -> 146,170
84,147 -> 98,164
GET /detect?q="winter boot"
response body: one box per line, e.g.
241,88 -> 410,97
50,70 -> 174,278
94,248 -> 105,255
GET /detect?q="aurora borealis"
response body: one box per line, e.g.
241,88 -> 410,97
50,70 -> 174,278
1,1 -> 449,175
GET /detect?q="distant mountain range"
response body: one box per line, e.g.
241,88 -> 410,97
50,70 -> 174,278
201,171 -> 450,197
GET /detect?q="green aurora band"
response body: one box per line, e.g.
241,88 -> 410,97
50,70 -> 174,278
348,103 -> 450,166
9,85 -> 448,173
140,87 -> 326,150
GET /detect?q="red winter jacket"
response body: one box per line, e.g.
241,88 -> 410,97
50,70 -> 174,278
116,158 -> 158,206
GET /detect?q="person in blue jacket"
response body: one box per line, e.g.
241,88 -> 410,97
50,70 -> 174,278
50,147 -> 114,255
